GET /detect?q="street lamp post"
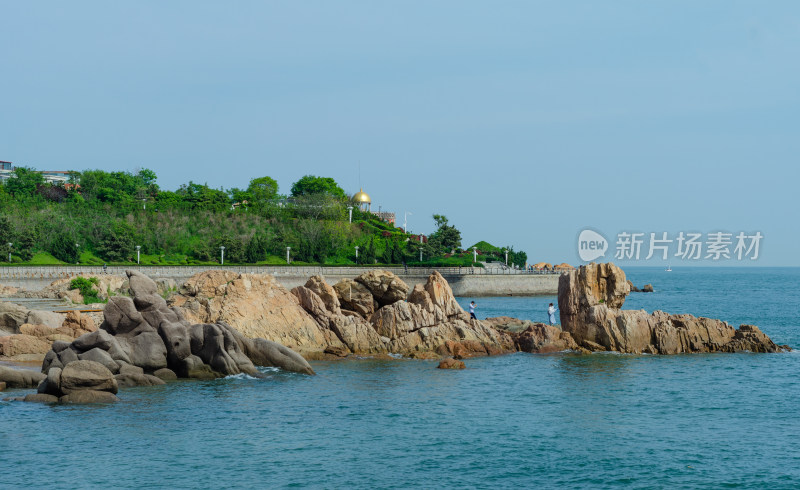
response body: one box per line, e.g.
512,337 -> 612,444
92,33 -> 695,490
419,248 -> 423,262
504,249 -> 508,266
286,246 -> 291,264
6,242 -> 11,262
142,198 -> 146,210
75,243 -> 80,264
136,245 -> 141,264
220,246 -> 225,265
355,246 -> 359,264
347,206 -> 353,223
473,246 -> 477,263
403,211 -> 412,233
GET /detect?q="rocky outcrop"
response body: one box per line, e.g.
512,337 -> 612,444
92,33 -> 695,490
16,275 -> 129,303
0,301 -> 66,334
0,365 -> 46,388
37,269 -> 314,394
354,270 -> 409,306
170,271 -> 342,357
437,358 -> 465,369
559,262 -> 785,354
293,271 -> 514,358
487,317 -> 580,353
333,278 -> 376,317
0,311 -> 98,360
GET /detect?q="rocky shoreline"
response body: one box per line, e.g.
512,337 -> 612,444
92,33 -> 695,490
0,263 -> 790,403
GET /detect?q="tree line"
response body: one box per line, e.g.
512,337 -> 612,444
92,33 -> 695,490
0,167 -> 526,267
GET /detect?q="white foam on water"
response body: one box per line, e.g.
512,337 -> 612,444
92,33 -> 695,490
224,373 -> 259,380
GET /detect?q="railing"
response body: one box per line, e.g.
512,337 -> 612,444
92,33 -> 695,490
0,265 -> 566,279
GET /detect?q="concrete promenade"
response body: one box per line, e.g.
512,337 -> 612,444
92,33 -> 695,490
0,265 -> 561,296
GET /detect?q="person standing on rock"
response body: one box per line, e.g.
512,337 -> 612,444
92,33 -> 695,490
469,301 -> 477,320
548,303 -> 558,326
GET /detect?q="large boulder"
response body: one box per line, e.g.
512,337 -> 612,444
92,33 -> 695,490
0,334 -> 51,358
190,323 -> 257,376
60,390 -> 119,404
0,365 -> 46,388
558,262 -> 784,354
304,276 -> 341,315
59,360 -> 118,395
115,373 -> 166,387
0,301 -> 30,334
333,278 -> 376,318
354,270 -> 409,306
171,271 -> 337,357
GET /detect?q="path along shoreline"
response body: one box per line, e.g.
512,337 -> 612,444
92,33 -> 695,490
0,266 -> 561,296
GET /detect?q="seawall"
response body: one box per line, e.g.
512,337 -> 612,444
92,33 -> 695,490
0,266 -> 561,296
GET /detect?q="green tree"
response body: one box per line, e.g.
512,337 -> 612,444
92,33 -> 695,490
16,228 -> 37,261
97,222 -> 136,262
4,167 -> 44,198
50,234 -> 79,263
361,237 -> 377,264
247,176 -> 279,203
290,175 -> 346,199
428,214 -> 462,255
0,215 -> 13,247
244,233 -> 267,263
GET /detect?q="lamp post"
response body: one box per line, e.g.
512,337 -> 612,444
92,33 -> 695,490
403,211 -> 412,233
142,198 -> 146,210
347,206 -> 353,223
419,248 -> 423,262
75,243 -> 80,264
286,246 -> 291,264
136,245 -> 141,264
355,246 -> 359,264
504,249 -> 508,266
6,242 -> 11,262
473,246 -> 477,263
220,246 -> 225,265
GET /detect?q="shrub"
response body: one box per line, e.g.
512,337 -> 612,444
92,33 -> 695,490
70,277 -> 102,304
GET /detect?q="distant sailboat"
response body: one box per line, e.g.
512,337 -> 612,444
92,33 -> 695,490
665,265 -> 672,272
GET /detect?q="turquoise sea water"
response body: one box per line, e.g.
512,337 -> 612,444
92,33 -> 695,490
2,267 -> 799,489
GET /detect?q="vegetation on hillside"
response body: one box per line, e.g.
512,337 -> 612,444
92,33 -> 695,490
0,168 -> 526,267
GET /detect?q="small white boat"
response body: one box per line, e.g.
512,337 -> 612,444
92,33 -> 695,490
665,265 -> 672,272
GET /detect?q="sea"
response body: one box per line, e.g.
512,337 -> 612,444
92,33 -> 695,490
1,267 -> 798,489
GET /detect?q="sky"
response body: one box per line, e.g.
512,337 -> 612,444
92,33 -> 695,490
2,2 -> 798,266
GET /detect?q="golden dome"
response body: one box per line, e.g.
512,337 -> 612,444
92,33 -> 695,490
352,188 -> 371,203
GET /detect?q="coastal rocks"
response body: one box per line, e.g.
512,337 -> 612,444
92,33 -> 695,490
35,360 -> 120,402
0,333 -> 51,358
486,317 -> 579,353
43,275 -> 128,303
0,301 -> 66,334
0,365 -> 46,388
170,271 -> 337,357
59,360 -> 118,395
287,271 -> 514,358
0,312 -> 98,360
354,270 -> 409,306
513,324 -> 579,353
37,269 -> 315,394
642,284 -> 654,293
333,279 -> 376,317
115,372 -> 166,387
559,262 -> 783,354
437,358 -> 465,369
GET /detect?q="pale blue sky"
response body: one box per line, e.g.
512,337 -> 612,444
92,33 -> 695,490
2,2 -> 798,265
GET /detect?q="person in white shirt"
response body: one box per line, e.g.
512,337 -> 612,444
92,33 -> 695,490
548,303 -> 558,325
469,301 -> 477,320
